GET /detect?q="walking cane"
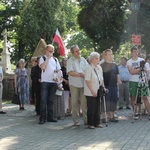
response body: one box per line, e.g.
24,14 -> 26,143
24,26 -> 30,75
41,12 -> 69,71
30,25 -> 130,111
100,86 -> 109,127
103,94 -> 108,127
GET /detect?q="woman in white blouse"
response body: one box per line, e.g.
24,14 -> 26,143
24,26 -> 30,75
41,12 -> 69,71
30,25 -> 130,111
84,52 -> 106,129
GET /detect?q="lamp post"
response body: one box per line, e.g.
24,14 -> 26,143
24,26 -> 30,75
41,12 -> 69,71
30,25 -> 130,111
131,0 -> 141,34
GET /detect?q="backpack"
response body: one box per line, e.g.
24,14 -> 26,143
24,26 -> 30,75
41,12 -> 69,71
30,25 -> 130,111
42,56 -> 57,72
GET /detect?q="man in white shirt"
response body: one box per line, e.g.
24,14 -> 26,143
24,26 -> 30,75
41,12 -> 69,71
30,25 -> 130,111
145,54 -> 150,87
39,44 -> 61,124
0,66 -> 6,114
127,46 -> 150,120
67,45 -> 88,126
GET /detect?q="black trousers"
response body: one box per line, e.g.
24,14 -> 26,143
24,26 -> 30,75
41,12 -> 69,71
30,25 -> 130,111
35,83 -> 41,115
86,96 -> 100,126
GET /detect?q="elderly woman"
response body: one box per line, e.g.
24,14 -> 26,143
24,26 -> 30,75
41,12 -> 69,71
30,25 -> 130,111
84,52 -> 105,129
14,59 -> 29,110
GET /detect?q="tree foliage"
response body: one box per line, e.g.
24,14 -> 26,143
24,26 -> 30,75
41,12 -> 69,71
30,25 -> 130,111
131,0 -> 150,53
62,0 -> 79,34
66,30 -> 94,51
78,0 -> 129,53
62,0 -> 94,57
0,0 -> 66,63
1,0 -> 150,64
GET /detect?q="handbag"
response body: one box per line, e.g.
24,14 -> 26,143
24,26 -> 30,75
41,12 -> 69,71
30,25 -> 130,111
55,90 -> 63,96
12,94 -> 20,105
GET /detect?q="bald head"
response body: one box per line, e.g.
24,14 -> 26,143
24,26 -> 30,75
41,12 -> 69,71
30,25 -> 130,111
46,44 -> 54,51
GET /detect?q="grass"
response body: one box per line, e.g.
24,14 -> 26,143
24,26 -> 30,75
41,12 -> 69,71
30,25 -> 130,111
3,99 -> 12,104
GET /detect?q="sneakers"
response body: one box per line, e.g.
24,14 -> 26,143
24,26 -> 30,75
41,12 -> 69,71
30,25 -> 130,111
133,114 -> 139,120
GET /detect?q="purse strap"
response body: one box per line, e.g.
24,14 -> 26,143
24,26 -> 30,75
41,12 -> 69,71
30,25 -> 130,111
93,68 -> 100,86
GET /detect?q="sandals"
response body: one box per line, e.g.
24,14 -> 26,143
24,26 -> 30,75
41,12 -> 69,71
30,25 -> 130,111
74,122 -> 80,126
109,118 -> 119,123
95,124 -> 103,128
88,125 -> 95,129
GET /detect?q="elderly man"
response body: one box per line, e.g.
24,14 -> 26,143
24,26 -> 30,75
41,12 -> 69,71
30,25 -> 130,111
118,57 -> 131,110
67,45 -> 88,126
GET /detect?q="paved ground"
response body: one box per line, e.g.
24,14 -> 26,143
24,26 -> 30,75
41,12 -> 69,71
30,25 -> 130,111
1,103 -> 150,150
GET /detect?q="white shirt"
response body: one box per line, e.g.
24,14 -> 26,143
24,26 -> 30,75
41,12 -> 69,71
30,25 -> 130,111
145,62 -> 150,80
67,56 -> 88,87
84,64 -> 103,96
0,67 -> 3,81
39,56 -> 61,83
127,57 -> 145,82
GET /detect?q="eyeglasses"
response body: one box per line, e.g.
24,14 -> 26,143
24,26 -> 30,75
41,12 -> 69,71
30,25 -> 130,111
47,50 -> 53,53
74,50 -> 80,53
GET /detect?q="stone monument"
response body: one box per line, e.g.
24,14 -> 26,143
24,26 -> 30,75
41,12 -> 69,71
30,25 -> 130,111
1,29 -> 12,73
1,29 -> 14,100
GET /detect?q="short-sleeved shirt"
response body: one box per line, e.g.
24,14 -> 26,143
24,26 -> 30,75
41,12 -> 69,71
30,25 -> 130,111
101,62 -> 119,87
84,64 -> 103,96
118,65 -> 130,81
39,56 -> 61,83
145,62 -> 150,80
67,56 -> 88,87
127,57 -> 144,82
0,67 -> 3,81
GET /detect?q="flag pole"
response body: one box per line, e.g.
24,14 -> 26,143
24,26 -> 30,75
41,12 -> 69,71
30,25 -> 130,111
52,39 -> 54,45
52,28 -> 58,45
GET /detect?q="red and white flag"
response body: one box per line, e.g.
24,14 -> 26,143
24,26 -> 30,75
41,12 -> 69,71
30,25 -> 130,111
53,28 -> 65,56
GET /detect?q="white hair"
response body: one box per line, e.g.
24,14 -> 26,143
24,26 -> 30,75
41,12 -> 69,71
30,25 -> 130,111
19,58 -> 25,64
89,52 -> 100,62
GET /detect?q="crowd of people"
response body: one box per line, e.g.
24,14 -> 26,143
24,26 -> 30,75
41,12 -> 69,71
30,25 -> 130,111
1,44 -> 150,129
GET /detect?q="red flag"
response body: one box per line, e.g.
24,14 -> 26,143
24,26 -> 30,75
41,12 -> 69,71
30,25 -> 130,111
53,29 -> 65,56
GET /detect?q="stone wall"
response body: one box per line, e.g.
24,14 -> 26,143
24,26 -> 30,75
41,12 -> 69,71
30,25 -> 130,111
3,73 -> 15,100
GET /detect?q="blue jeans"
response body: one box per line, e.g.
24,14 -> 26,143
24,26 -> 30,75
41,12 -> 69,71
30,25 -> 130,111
39,82 -> 57,121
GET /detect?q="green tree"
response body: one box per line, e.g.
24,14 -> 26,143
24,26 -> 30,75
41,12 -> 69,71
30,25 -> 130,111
130,0 -> 150,53
66,31 -> 94,49
63,0 -> 79,34
0,0 -> 66,63
15,0 -> 66,62
77,0 -> 129,53
63,0 -> 94,58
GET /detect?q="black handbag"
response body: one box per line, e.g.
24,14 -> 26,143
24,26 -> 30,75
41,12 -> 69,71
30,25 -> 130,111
12,94 -> 20,105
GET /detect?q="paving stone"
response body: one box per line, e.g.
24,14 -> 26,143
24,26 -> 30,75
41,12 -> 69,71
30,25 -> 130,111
1,104 -> 150,150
